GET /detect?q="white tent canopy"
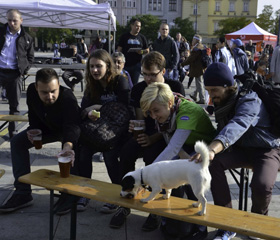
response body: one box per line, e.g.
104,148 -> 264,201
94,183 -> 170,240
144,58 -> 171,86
0,0 -> 116,32
225,22 -> 277,46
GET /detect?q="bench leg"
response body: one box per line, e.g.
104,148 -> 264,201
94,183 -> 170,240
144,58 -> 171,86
49,190 -> 54,240
70,202 -> 77,240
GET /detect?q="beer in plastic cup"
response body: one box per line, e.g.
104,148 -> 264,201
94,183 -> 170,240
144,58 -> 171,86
132,120 -> 145,139
27,129 -> 42,150
58,156 -> 71,178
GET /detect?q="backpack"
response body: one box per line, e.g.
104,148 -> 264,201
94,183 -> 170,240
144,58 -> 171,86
201,47 -> 213,69
236,71 -> 280,137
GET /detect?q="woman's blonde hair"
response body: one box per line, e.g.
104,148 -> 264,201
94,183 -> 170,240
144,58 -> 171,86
140,82 -> 174,117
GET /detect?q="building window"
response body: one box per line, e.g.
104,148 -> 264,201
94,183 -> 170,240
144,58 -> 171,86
193,3 -> 197,15
215,1 -> 221,12
243,1 -> 249,12
229,1 -> 235,12
148,0 -> 162,11
127,0 -> 131,7
214,22 -> 219,31
169,0 -> 177,12
133,0 -> 136,8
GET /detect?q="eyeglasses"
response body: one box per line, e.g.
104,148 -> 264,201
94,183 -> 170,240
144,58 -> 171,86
140,70 -> 162,78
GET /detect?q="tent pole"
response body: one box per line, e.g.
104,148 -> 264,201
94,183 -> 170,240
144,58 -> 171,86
108,16 -> 111,55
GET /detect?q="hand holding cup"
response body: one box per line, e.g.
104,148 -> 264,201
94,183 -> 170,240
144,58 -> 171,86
27,129 -> 42,149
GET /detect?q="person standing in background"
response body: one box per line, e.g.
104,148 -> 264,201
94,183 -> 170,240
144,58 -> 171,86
117,18 -> 149,85
0,9 -> 34,138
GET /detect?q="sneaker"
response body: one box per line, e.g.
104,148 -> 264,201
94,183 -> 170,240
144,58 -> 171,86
100,203 -> 118,213
0,194 -> 33,213
213,229 -> 236,240
76,197 -> 89,212
248,236 -> 261,240
185,229 -> 208,240
142,213 -> 161,231
190,95 -> 197,102
109,207 -> 131,228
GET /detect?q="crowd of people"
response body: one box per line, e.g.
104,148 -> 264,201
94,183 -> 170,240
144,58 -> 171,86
0,9 -> 280,240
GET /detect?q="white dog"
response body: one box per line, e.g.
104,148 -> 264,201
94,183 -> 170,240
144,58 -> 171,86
120,141 -> 211,215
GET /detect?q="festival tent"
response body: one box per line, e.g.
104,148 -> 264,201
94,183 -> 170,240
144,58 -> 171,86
0,0 -> 116,32
225,22 -> 277,47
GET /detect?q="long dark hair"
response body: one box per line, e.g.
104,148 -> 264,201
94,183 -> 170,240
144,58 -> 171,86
85,49 -> 118,101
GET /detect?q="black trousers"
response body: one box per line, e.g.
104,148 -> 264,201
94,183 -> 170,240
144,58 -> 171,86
0,69 -> 22,137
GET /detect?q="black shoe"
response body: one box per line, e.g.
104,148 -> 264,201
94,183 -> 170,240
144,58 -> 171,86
54,193 -> 79,216
183,229 -> 208,240
142,213 -> 161,231
189,95 -> 197,102
109,207 -> 131,228
0,194 -> 33,213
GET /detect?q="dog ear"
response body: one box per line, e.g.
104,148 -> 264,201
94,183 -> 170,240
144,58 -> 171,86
121,176 -> 135,191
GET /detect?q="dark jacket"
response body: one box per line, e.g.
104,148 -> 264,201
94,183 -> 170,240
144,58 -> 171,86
152,36 -> 179,70
232,47 -> 249,75
0,23 -> 34,75
27,83 -> 81,148
181,43 -> 204,78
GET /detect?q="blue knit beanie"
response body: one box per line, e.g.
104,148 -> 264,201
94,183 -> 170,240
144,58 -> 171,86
204,63 -> 235,87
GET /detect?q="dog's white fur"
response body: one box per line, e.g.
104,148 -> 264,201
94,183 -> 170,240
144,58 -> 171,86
120,141 -> 211,215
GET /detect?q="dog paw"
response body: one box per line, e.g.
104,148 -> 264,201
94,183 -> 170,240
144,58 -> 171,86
140,198 -> 149,203
192,202 -> 200,208
198,210 -> 205,216
162,194 -> 170,199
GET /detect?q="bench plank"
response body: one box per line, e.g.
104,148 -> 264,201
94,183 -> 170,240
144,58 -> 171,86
19,169 -> 280,240
0,115 -> 28,122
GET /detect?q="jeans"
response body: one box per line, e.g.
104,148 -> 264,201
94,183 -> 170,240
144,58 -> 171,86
11,129 -> 63,195
119,136 -> 167,178
124,62 -> 141,86
192,75 -> 205,103
210,146 -> 280,215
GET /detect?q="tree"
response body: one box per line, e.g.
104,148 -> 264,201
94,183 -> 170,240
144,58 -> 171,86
169,17 -> 195,43
271,9 -> 280,36
255,5 -> 274,32
214,17 -> 251,37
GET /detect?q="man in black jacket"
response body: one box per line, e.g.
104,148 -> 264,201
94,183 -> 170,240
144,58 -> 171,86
0,9 -> 34,138
0,68 -> 81,213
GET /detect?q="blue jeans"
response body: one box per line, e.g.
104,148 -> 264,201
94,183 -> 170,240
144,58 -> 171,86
11,129 -> 63,195
124,62 -> 141,85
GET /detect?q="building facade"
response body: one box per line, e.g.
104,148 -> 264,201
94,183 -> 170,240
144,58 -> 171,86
182,0 -> 258,44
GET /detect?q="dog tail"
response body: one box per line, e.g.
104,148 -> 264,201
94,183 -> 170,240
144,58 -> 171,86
194,141 -> 210,169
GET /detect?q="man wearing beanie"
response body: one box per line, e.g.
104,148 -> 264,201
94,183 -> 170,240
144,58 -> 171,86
192,62 -> 280,240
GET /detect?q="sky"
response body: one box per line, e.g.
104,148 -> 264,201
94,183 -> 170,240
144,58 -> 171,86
257,0 -> 280,15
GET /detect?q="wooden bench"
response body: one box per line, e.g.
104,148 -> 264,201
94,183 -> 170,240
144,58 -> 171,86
19,169 -> 280,240
0,114 -> 29,132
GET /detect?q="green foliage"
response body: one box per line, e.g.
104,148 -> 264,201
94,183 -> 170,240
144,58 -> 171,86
272,9 -> 280,36
255,5 -> 274,32
30,27 -> 78,45
169,17 -> 195,43
214,17 -> 251,37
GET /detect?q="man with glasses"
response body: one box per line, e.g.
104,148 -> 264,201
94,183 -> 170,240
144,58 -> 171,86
117,18 -> 149,85
152,23 -> 179,81
214,37 -> 236,76
109,51 -> 185,232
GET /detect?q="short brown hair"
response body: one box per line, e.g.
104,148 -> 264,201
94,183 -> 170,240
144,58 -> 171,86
141,51 -> 166,71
